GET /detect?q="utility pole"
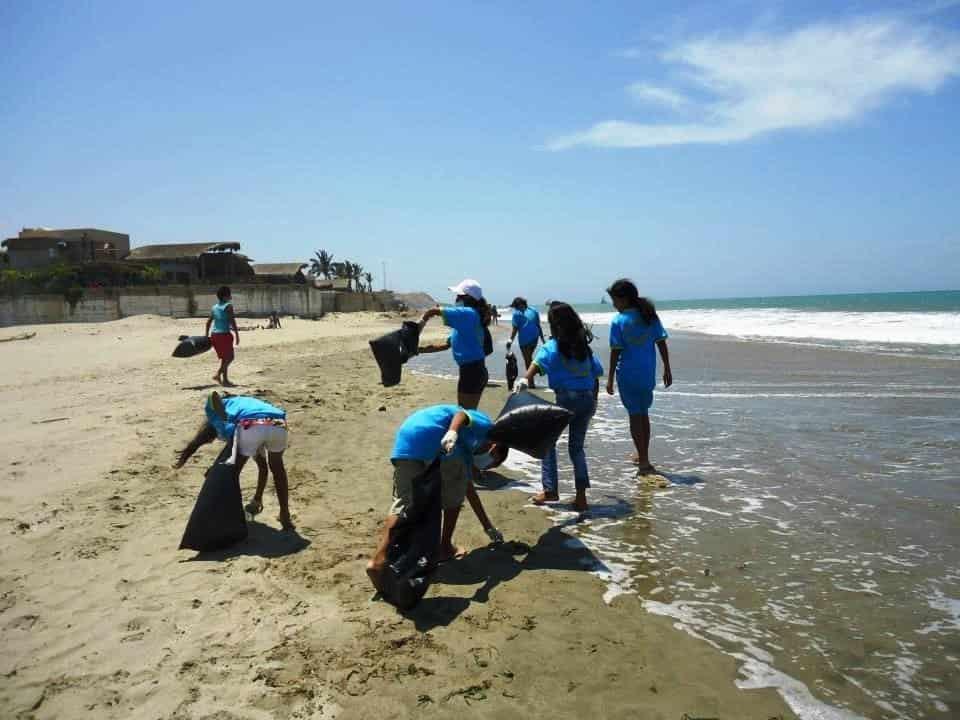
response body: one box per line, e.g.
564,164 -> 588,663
382,260 -> 387,291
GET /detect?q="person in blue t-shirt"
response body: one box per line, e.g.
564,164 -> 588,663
206,286 -> 240,387
174,391 -> 293,530
514,302 -> 603,512
605,279 -> 673,474
507,297 -> 545,388
418,278 -> 493,410
366,404 -> 508,594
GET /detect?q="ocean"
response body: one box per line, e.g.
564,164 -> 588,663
409,290 -> 960,720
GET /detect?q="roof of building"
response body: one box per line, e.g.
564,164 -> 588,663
251,262 -> 308,276
2,236 -> 63,249
124,242 -> 243,261
313,277 -> 352,290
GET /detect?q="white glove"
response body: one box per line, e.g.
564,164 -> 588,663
440,430 -> 458,454
485,527 -> 504,545
513,378 -> 529,394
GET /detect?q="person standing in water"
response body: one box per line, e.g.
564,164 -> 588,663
206,286 -> 240,386
605,279 -> 673,474
507,297 -> 545,388
515,302 -> 603,511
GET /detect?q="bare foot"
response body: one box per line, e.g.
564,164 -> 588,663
278,513 -> 295,531
532,491 -> 559,505
221,380 -> 237,388
366,560 -> 386,594
435,544 -> 466,563
212,374 -> 221,383
573,495 -> 589,513
636,464 -> 658,475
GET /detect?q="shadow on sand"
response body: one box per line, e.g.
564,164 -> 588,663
182,520 -> 311,561
400,526 -> 604,631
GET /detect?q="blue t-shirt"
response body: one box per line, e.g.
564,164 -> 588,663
512,307 -> 541,347
442,306 -> 486,366
206,396 -> 286,441
533,339 -> 604,391
391,404 -> 493,464
609,310 -> 668,389
211,301 -> 232,334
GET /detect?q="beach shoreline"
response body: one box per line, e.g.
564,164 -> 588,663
1,313 -> 795,718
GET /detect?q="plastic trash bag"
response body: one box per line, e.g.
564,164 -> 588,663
179,443 -> 248,552
505,352 -> 518,391
172,335 -> 213,358
488,391 -> 573,460
380,459 -> 442,610
369,321 -> 421,387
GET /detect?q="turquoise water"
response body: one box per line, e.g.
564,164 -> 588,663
563,289 -> 960,314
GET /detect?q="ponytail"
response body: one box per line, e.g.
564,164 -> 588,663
607,278 -> 658,325
547,301 -> 592,362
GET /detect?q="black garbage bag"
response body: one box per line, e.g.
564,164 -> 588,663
380,459 -> 442,610
505,352 -> 518,391
488,391 -> 574,460
369,321 -> 421,387
172,335 -> 212,358
179,443 -> 248,552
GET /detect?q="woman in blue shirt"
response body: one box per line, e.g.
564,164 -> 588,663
507,297 -> 545,388
419,278 -> 492,410
174,391 -> 293,530
605,279 -> 673,474
514,302 -> 603,512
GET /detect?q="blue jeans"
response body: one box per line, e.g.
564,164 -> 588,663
541,389 -> 596,493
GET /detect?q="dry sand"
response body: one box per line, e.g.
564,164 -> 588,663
1,314 -> 795,719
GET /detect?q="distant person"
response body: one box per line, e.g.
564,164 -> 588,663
418,278 -> 493,410
490,305 -> 500,326
605,279 -> 673,474
267,310 -> 282,329
514,302 -> 603,511
174,391 -> 293,531
366,404 -> 508,593
206,286 -> 240,386
507,297 -> 545,388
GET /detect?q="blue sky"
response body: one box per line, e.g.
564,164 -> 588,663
2,1 -> 959,304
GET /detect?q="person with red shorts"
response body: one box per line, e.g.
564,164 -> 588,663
206,285 -> 239,386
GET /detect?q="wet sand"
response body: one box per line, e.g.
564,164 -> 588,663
1,314 -> 794,719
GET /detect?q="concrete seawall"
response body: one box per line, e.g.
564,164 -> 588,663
0,285 -> 395,326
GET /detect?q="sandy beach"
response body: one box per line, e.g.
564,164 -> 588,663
1,313 -> 795,719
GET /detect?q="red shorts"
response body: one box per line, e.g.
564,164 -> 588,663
210,332 -> 234,361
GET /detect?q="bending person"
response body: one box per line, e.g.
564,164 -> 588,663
367,404 -> 508,593
174,391 -> 293,530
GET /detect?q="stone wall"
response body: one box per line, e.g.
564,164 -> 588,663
0,286 -> 395,326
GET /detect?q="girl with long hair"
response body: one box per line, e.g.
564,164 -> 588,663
605,279 -> 673,474
514,301 -> 603,512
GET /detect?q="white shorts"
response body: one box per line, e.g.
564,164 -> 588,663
235,424 -> 288,458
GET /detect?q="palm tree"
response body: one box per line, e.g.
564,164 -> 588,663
353,263 -> 365,292
364,271 -> 374,292
309,250 -> 334,279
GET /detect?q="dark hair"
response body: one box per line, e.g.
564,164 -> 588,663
457,294 -> 492,327
607,279 -> 658,325
547,301 -> 593,362
510,296 -> 527,310
216,286 -> 232,302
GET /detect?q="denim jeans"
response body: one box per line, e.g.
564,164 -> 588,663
541,389 -> 596,493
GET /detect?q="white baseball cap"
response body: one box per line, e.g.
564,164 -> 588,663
448,278 -> 483,301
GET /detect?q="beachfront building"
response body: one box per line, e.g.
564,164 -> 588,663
1,227 -> 130,270
123,242 -> 254,283
250,262 -> 309,284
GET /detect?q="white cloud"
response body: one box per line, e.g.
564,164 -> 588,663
549,17 -> 960,150
627,82 -> 692,110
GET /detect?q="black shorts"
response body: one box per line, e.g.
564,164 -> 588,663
457,360 -> 489,395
